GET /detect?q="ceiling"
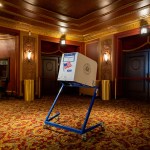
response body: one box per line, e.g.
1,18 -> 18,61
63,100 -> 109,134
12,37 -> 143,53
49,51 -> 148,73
0,0 -> 150,35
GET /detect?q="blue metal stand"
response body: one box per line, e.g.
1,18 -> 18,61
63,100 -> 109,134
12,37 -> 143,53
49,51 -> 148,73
44,82 -> 104,140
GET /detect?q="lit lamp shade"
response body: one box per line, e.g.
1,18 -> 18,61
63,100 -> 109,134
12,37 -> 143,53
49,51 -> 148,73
103,52 -> 110,62
60,39 -> 66,45
27,50 -> 32,61
140,26 -> 148,34
60,34 -> 66,45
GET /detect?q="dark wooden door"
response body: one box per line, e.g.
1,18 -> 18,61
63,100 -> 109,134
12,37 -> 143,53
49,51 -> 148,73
123,50 -> 150,100
41,56 -> 59,96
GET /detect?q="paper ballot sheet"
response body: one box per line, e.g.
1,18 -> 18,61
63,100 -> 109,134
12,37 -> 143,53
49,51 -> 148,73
57,52 -> 97,87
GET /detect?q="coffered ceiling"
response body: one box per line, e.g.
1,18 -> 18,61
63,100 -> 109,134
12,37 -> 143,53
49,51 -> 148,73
0,0 -> 150,35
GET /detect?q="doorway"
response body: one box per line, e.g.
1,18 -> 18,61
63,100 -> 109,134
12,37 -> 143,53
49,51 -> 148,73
41,56 -> 61,96
123,50 -> 150,100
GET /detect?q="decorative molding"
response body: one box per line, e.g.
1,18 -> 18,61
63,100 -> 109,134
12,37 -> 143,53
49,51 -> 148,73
80,0 -> 142,25
83,16 -> 150,42
3,0 -> 144,30
0,17 -> 84,42
23,36 -> 36,80
3,0 -> 77,23
101,38 -> 112,80
0,15 -> 149,42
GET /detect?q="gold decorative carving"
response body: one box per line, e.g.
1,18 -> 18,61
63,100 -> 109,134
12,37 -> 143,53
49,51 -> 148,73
101,39 -> 112,80
84,16 -> 150,41
0,13 -> 149,42
0,17 -> 84,42
23,36 -> 36,80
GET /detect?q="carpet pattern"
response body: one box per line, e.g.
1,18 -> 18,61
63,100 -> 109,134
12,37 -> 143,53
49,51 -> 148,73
0,95 -> 150,150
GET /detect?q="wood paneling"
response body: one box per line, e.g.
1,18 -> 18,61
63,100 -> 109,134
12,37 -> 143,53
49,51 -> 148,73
0,36 -> 16,94
86,40 -> 99,63
23,36 -> 36,80
0,0 -> 149,35
41,56 -> 59,96
114,29 -> 150,98
123,50 -> 150,100
122,35 -> 150,50
86,40 -> 99,79
39,35 -> 85,55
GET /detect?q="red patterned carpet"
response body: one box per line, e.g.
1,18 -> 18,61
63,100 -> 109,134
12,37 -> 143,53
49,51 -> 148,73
0,95 -> 150,150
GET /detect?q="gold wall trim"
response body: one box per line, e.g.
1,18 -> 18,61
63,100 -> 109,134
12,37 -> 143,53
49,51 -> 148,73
0,15 -> 149,42
0,17 -> 84,42
19,31 -> 38,96
83,16 -> 150,42
4,0 -> 141,28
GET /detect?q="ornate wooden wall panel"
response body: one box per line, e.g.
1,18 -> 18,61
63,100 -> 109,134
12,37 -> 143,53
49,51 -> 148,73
23,36 -> 36,80
85,40 -> 99,79
0,36 -> 16,94
86,40 -> 99,63
101,38 -> 112,80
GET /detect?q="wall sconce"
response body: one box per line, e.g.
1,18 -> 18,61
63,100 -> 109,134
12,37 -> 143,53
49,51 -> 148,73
60,34 -> 66,45
140,19 -> 149,34
0,0 -> 3,7
24,31 -> 33,62
60,27 -> 66,34
103,52 -> 110,63
0,2 -> 3,7
140,26 -> 148,34
27,50 -> 32,61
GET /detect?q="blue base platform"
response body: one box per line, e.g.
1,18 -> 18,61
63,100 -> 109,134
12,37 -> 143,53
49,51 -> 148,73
44,82 -> 104,139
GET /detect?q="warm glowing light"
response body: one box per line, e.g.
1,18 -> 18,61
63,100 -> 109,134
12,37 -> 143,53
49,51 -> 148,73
60,34 -> 66,45
103,52 -> 110,62
60,39 -> 66,45
27,50 -> 32,61
28,31 -> 31,36
141,26 -> 148,34
0,2 -> 3,7
140,8 -> 149,17
60,27 -> 66,34
140,19 -> 149,34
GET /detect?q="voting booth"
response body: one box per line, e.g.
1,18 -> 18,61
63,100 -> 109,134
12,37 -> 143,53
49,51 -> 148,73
44,52 -> 104,140
58,52 -> 97,86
